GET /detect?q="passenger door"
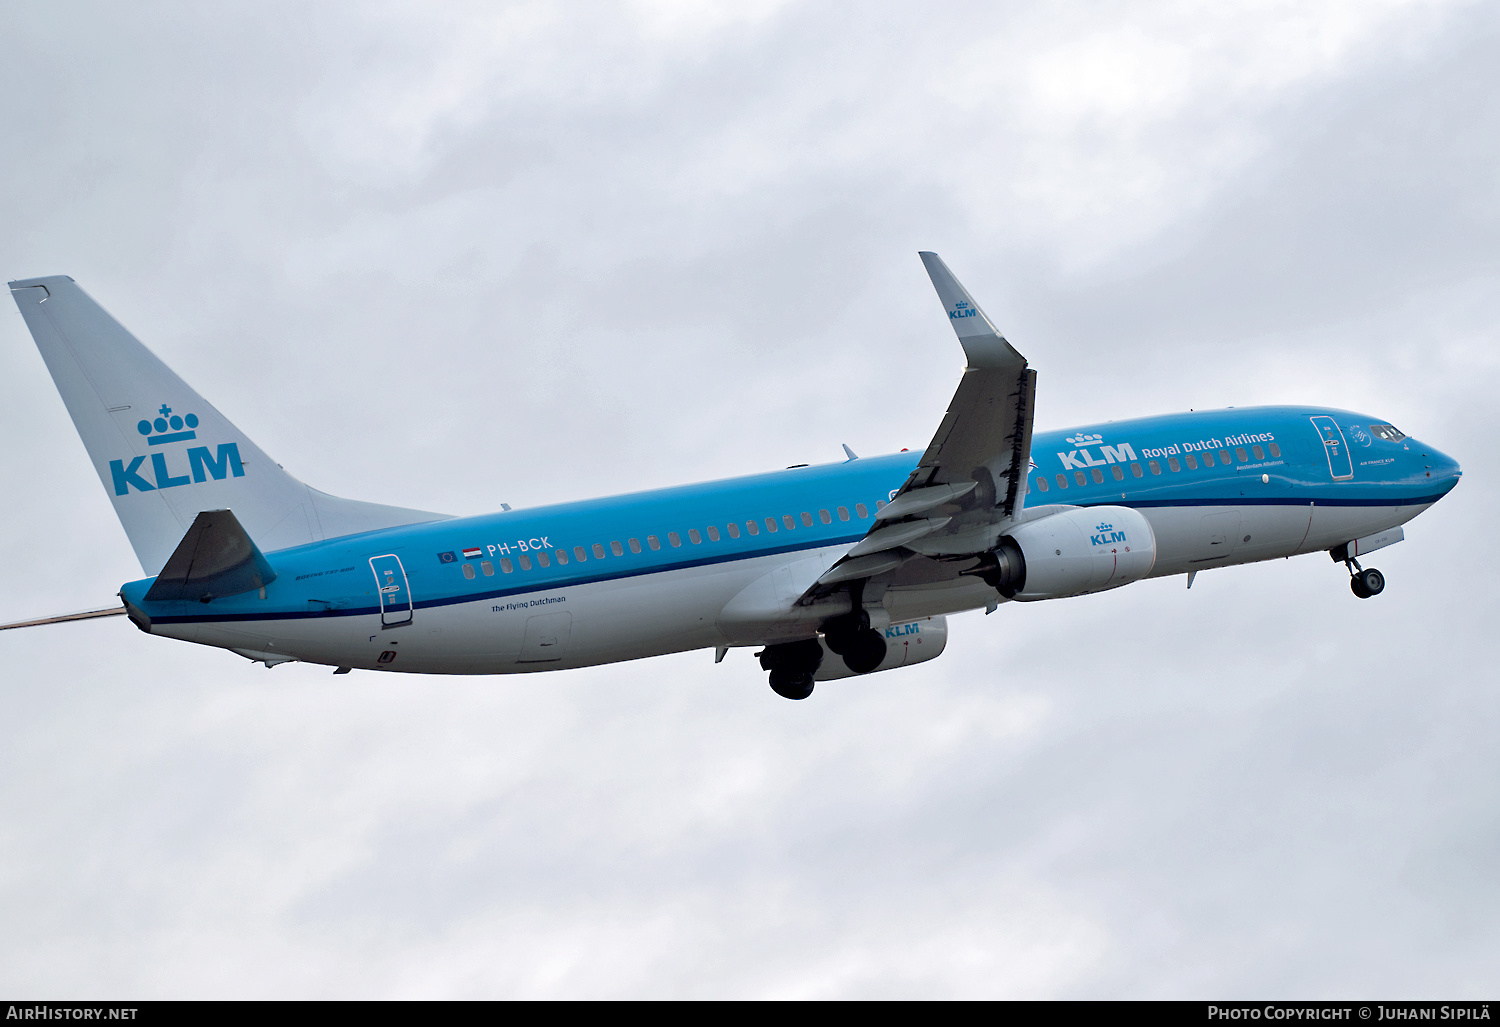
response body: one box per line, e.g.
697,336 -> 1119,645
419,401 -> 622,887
1310,415 -> 1354,481
368,554 -> 413,628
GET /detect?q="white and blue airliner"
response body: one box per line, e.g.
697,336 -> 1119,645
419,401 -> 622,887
3,255 -> 1462,699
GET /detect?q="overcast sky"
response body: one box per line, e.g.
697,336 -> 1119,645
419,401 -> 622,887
1,0 -> 1497,999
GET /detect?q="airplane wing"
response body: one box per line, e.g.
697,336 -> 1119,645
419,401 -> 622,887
800,252 -> 1036,602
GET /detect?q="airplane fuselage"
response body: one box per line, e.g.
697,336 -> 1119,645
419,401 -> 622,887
119,405 -> 1462,675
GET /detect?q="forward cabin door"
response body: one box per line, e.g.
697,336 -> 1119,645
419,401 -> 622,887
369,554 -> 413,627
1310,415 -> 1354,480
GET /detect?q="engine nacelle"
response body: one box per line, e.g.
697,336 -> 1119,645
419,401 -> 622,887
813,616 -> 948,680
994,505 -> 1157,601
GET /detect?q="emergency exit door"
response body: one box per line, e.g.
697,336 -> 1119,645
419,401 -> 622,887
369,554 -> 413,627
1309,415 -> 1354,480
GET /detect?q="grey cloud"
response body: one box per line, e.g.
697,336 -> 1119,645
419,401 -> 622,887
0,0 -> 1496,998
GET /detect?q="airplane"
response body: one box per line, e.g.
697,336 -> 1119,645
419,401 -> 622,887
2,254 -> 1463,699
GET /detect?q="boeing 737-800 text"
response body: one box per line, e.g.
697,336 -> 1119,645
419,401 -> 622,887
3,254 -> 1462,699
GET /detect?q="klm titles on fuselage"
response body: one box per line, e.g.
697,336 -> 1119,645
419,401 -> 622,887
108,404 -> 245,496
1057,433 -> 1137,471
1056,429 -> 1279,471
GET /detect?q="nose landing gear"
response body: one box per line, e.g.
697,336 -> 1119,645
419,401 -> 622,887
1334,548 -> 1386,599
1350,566 -> 1385,599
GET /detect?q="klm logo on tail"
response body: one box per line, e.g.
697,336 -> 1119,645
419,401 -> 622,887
109,403 -> 244,496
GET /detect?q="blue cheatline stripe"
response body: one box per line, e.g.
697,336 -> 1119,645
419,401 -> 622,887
1095,494 -> 1449,510
147,533 -> 864,625
143,492 -> 1444,627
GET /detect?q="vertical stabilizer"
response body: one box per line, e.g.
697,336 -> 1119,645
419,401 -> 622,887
9,276 -> 449,574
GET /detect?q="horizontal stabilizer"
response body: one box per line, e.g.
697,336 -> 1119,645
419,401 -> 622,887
145,509 -> 275,602
0,605 -> 126,631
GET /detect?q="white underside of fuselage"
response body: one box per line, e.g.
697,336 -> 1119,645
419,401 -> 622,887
152,500 -> 1429,675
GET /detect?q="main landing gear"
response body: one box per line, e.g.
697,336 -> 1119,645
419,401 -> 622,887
757,581 -> 891,700
757,638 -> 822,700
1333,546 -> 1386,599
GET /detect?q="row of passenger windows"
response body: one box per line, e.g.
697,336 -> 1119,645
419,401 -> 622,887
458,502 -> 876,580
1033,443 -> 1281,492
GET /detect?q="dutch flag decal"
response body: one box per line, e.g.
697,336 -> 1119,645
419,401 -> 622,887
462,547 -> 483,560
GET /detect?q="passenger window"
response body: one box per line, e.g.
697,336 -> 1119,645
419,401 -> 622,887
481,560 -> 494,576
537,552 -> 551,568
555,550 -> 567,566
1055,473 -> 1068,489
782,514 -> 795,530
727,523 -> 741,538
801,512 -> 813,527
855,503 -> 869,518
669,531 -> 682,547
1269,442 -> 1282,458
574,546 -> 587,562
1202,451 -> 1215,466
1236,447 -> 1248,462
593,543 -> 606,559
1091,467 -> 1104,483
1185,453 -> 1198,470
765,518 -> 778,533
689,528 -> 702,544
647,535 -> 661,551
628,538 -> 641,554
1111,465 -> 1124,481
1219,449 -> 1231,464
819,510 -> 831,524
1131,462 -> 1143,478
837,506 -> 850,521
707,526 -> 721,541
1075,470 -> 1087,486
1253,444 -> 1265,460
1036,477 -> 1049,492
610,541 -> 624,556
1149,460 -> 1161,475
501,557 -> 514,573
876,500 -> 887,512
463,563 -> 476,579
519,554 -> 532,570
746,521 -> 759,535
1168,457 -> 1181,472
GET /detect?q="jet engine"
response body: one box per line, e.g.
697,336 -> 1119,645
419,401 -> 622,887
813,616 -> 948,680
968,506 -> 1157,601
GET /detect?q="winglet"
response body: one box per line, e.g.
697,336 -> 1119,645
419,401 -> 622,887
918,252 -> 1024,369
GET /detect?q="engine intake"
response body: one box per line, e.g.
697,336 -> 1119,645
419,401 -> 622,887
979,505 -> 1157,601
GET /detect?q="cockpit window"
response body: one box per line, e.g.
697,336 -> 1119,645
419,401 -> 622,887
1370,424 -> 1406,442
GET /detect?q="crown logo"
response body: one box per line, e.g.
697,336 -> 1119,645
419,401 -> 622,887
1066,433 -> 1103,446
136,404 -> 199,446
1096,523 -> 1114,532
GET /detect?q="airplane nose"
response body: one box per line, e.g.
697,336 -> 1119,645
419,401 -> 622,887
1421,443 -> 1461,489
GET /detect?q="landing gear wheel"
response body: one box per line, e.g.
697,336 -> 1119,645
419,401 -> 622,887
1350,575 -> 1371,599
1356,567 -> 1385,597
842,629 -> 888,674
768,669 -> 815,700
